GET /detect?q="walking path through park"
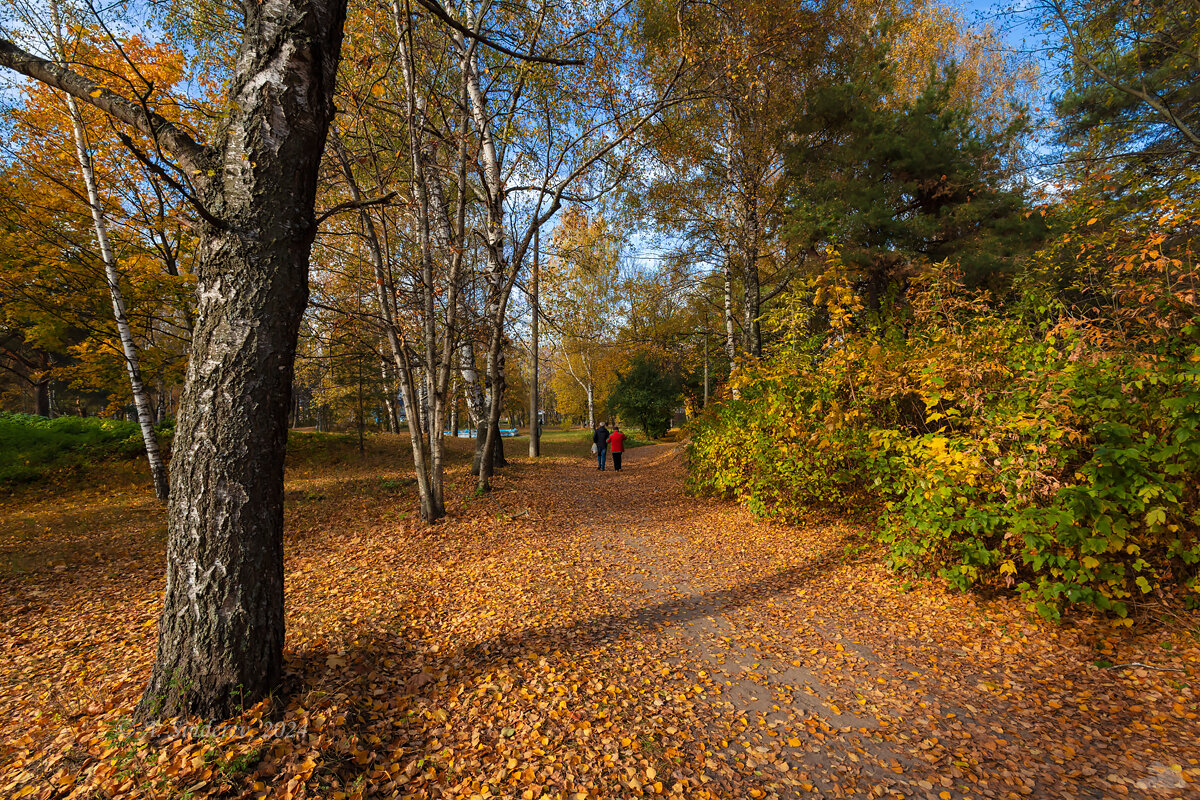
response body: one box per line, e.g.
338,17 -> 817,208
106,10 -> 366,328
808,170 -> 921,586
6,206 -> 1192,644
532,443 -> 1198,799
1,436 -> 1198,799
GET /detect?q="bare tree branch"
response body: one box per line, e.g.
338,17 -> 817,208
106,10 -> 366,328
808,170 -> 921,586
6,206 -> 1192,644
315,192 -> 401,225
0,37 -> 214,178
414,0 -> 584,66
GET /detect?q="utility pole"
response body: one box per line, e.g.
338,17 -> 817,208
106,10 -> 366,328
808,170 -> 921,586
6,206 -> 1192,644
529,226 -> 541,457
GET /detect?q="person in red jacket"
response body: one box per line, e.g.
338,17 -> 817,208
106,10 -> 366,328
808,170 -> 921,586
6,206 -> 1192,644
608,424 -> 627,471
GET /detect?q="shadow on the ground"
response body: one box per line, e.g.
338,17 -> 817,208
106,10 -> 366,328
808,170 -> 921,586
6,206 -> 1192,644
288,535 -> 854,704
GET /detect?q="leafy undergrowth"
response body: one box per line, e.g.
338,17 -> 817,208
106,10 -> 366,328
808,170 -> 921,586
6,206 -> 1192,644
1,436 -> 1198,799
0,413 -> 170,486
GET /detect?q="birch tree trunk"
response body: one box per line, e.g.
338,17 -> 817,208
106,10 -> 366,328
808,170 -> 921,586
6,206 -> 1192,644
50,1 -> 169,502
139,0 -> 344,719
456,15 -> 510,491
741,181 -> 762,358
459,340 -> 486,428
723,119 -> 739,366
66,110 -> 170,501
529,229 -> 540,457
563,351 -> 595,429
381,358 -> 399,433
723,259 -> 737,363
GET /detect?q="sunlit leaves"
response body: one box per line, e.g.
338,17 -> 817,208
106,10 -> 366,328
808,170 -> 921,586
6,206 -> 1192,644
3,432 -> 1197,798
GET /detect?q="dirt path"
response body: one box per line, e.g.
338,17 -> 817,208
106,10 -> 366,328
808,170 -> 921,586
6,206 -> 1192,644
535,442 -> 1199,799
1,436 -> 1197,800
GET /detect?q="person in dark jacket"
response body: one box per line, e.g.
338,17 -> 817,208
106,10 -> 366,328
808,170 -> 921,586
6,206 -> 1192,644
593,423 -> 610,470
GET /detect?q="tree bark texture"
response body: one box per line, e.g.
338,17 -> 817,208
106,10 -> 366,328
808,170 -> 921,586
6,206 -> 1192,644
134,0 -> 347,720
459,340 -> 486,428
0,0 -> 347,719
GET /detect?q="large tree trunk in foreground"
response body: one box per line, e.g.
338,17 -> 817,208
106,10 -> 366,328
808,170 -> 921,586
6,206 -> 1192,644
133,0 -> 346,720
0,0 -> 346,719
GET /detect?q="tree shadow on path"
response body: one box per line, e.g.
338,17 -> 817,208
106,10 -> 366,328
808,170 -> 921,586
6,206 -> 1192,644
290,535 -> 854,702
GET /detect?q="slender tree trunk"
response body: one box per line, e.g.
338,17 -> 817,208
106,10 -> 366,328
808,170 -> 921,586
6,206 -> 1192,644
723,114 -> 739,367
703,331 -> 709,409
62,97 -> 170,501
741,183 -> 762,358
472,423 -> 487,474
34,351 -> 51,417
381,358 -> 398,433
563,351 -> 594,429
332,131 -> 441,521
356,363 -> 365,454
493,351 -> 507,468
476,337 -> 506,486
417,366 -> 431,443
47,0 -> 169,500
529,228 -> 540,457
723,261 -> 737,363
396,346 -> 437,520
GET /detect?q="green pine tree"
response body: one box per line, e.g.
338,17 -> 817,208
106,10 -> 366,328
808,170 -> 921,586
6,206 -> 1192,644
783,32 -> 1044,304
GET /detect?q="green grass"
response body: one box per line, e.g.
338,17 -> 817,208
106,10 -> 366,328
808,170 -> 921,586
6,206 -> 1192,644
0,412 -> 167,484
509,426 -> 656,458
0,418 -> 657,488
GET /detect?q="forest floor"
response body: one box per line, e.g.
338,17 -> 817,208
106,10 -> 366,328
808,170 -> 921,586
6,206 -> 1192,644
1,433 -> 1198,800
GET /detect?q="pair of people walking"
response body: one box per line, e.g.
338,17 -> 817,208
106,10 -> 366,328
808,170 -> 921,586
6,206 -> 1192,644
592,422 -> 626,471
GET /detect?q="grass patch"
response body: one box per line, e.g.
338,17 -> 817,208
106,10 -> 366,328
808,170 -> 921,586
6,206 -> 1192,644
512,427 -> 658,459
0,412 -> 168,485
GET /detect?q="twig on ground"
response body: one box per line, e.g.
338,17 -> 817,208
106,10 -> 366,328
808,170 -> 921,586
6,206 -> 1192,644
487,489 -> 529,520
1104,661 -> 1186,672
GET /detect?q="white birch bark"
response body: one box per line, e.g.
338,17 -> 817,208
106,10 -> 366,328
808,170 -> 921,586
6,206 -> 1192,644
563,350 -> 595,429
459,340 -> 486,428
52,2 -> 168,501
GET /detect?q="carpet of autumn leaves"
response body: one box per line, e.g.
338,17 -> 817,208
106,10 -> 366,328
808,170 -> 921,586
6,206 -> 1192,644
1,432 -> 1199,800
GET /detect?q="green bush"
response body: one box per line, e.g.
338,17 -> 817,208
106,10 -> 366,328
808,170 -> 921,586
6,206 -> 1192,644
0,412 -> 172,484
688,260 -> 1200,619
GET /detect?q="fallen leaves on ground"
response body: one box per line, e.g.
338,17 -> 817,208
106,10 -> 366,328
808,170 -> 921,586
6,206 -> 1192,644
0,435 -> 1197,799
